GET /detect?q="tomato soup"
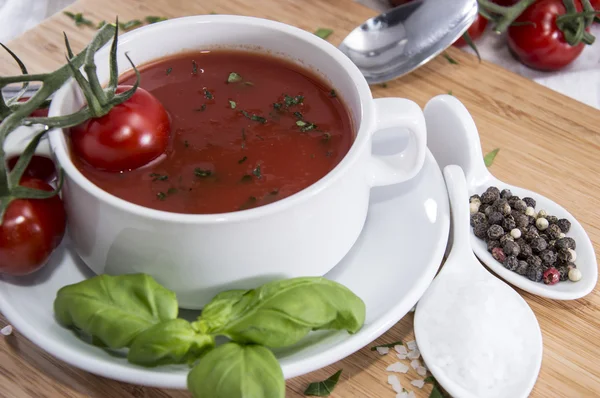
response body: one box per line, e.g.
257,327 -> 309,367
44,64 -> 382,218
70,50 -> 354,214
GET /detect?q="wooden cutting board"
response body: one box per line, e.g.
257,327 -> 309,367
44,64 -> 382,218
1,0 -> 600,397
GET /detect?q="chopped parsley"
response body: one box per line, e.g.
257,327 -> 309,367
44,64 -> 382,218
195,104 -> 207,112
284,94 -> 304,107
238,156 -> 248,164
194,168 -> 212,177
329,89 -> 337,97
293,111 -> 303,120
145,16 -> 168,24
273,102 -> 283,111
192,61 -> 198,75
167,187 -> 177,195
241,110 -> 266,124
149,173 -> 168,182
314,28 -> 334,40
296,120 -> 316,132
239,195 -> 258,210
119,19 -> 143,31
296,120 -> 307,127
241,128 -> 246,148
63,12 -> 94,27
229,100 -> 237,109
240,174 -> 253,183
156,192 -> 167,201
227,72 -> 243,83
204,88 -> 213,99
252,164 -> 262,178
166,67 -> 173,75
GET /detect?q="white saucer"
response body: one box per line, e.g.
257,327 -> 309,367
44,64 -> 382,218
0,151 -> 450,389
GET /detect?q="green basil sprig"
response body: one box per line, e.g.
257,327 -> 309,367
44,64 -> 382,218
187,342 -> 285,398
54,274 -> 178,348
194,277 -> 366,348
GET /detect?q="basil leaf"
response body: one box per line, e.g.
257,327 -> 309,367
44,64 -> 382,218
194,290 -> 248,333
304,369 -> 342,396
200,277 -> 366,348
128,319 -> 215,367
314,28 -> 333,40
54,274 -> 178,348
484,148 -> 500,167
187,342 -> 284,398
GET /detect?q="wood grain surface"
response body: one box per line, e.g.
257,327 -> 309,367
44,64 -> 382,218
1,0 -> 599,397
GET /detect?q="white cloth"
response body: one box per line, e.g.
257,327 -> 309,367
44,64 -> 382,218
1,0 -> 599,108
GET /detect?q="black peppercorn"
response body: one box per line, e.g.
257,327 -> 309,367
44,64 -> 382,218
539,249 -> 557,265
514,214 -> 529,229
499,233 -> 514,246
474,223 -> 489,239
555,237 -> 576,250
524,227 -> 539,242
470,212 -> 487,227
547,224 -> 562,240
548,240 -> 556,251
530,237 -> 548,253
527,265 -> 543,282
517,240 -> 533,259
503,240 -> 520,257
528,216 -> 536,225
470,194 -> 481,203
557,266 -> 569,281
539,234 -> 549,242
481,187 -> 500,204
487,224 -> 504,240
488,212 -> 504,226
513,200 -> 527,213
487,240 -> 500,252
546,215 -> 558,225
500,189 -> 512,199
557,218 -> 571,233
557,248 -> 574,263
523,197 -> 536,208
479,203 -> 490,214
485,206 -> 494,216
507,195 -> 521,207
527,255 -> 542,269
516,260 -> 529,276
502,216 -> 517,231
503,255 -> 519,271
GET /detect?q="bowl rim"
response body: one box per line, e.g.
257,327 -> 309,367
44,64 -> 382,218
48,15 -> 374,224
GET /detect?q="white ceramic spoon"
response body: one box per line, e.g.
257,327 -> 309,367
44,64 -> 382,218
414,165 -> 542,398
424,94 -> 597,300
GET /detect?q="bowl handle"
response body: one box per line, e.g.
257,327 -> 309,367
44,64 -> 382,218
369,98 -> 427,187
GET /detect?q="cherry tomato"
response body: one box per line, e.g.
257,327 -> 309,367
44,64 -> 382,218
453,14 -> 489,47
0,178 -> 66,276
69,86 -> 170,172
507,0 -> 585,71
7,155 -> 57,183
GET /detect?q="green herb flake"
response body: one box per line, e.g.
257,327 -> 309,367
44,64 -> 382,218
304,369 -> 342,396
64,11 -> 94,27
238,156 -> 248,164
194,168 -> 212,177
229,100 -> 237,109
314,28 -> 334,40
156,192 -> 167,201
380,83 -> 388,88
329,89 -> 337,98
149,173 -> 168,182
283,94 -> 304,107
195,104 -> 207,112
240,174 -> 253,183
293,111 -> 303,120
484,148 -> 500,167
296,120 -> 307,127
443,52 -> 458,65
204,88 -> 213,99
370,340 -> 403,351
241,110 -> 266,124
227,72 -> 243,83
166,67 -> 173,75
300,122 -> 317,132
192,61 -> 198,75
244,81 -> 254,86
448,90 -> 453,95
252,164 -> 262,179
167,187 -> 177,195
145,16 -> 168,24
96,20 -> 106,29
239,196 -> 258,210
273,102 -> 283,111
119,19 -> 143,31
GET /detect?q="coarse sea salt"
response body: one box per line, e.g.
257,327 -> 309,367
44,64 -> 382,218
396,392 -> 408,398
1,325 -> 12,336
387,375 -> 403,393
394,345 -> 407,355
387,362 -> 409,373
407,348 -> 421,359
406,341 -> 418,351
411,379 -> 425,389
410,359 -> 421,370
376,346 -> 390,355
396,353 -> 408,360
417,366 -> 427,377
416,274 -> 539,398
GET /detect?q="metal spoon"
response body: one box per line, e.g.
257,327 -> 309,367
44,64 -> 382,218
425,94 -> 597,300
415,165 -> 542,398
339,0 -> 478,84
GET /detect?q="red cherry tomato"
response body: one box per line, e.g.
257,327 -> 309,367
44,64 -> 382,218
507,0 -> 586,71
453,14 -> 489,47
69,86 -> 170,172
7,155 -> 57,183
0,178 -> 66,276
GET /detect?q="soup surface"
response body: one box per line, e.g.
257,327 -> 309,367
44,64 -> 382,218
70,50 -> 354,214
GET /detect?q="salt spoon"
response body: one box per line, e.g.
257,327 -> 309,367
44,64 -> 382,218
414,165 -> 542,398
424,94 -> 597,300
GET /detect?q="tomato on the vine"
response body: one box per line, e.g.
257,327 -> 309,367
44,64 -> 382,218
7,155 -> 57,183
69,86 -> 170,172
507,0 -> 586,71
0,178 -> 66,276
453,14 -> 489,47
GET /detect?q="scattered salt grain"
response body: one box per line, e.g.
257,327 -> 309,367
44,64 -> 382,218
1,325 -> 13,336
395,392 -> 409,398
394,345 -> 407,355
388,375 -> 403,393
417,366 -> 428,376
411,379 -> 425,389
410,359 -> 420,370
396,353 -> 408,360
376,346 -> 390,355
406,340 -> 418,351
407,348 -> 421,359
387,361 -> 410,373
407,391 -> 416,398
